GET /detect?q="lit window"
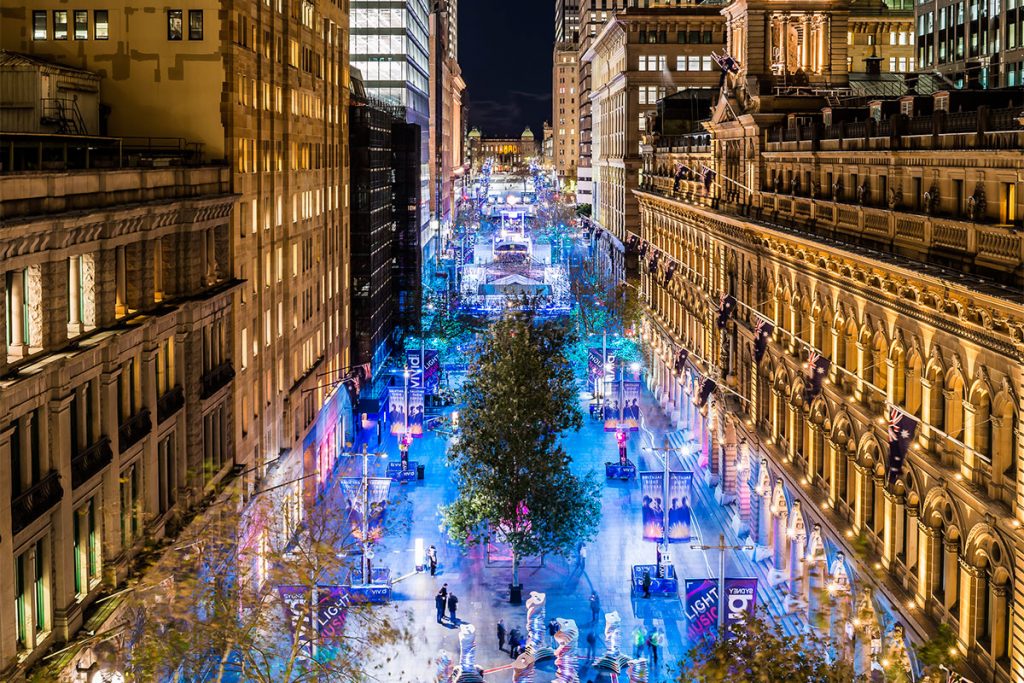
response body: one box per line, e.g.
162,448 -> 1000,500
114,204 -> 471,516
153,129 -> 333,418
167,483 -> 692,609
32,11 -> 47,40
94,10 -> 109,39
53,10 -> 68,39
167,9 -> 183,40
73,10 -> 88,39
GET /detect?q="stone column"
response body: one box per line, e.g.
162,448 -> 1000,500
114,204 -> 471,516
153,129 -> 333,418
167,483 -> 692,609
827,442 -> 839,507
8,268 -> 26,355
49,392 -> 81,639
734,439 -> 752,533
141,344 -> 160,520
881,488 -> 897,569
115,247 -> 127,318
0,424 -> 16,662
854,342 -> 870,402
916,523 -> 940,606
100,370 -> 123,577
91,249 -> 117,328
957,559 -> 982,651
126,241 -> 154,312
68,256 -> 83,335
962,401 -> 978,479
943,539 -> 960,612
755,461 -> 771,546
39,260 -> 68,351
990,582 -> 1009,662
0,274 -> 7,373
852,463 -> 868,534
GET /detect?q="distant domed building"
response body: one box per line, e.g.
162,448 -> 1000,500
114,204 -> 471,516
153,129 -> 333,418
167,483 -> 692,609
467,125 -> 540,172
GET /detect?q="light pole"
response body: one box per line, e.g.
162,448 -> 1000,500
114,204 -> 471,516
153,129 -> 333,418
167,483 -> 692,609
690,533 -> 755,631
403,365 -> 410,437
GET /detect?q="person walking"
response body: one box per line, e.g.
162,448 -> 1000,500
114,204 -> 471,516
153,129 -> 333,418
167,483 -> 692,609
435,591 -> 446,624
577,543 -> 588,572
647,629 -> 661,666
508,627 -> 521,659
585,631 -> 597,660
589,592 -> 601,624
632,625 -> 647,659
497,619 -> 507,652
447,592 -> 459,624
427,545 -> 438,576
641,569 -> 652,598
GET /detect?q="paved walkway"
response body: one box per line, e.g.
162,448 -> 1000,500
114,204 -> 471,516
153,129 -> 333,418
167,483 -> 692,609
359,378 -> 782,682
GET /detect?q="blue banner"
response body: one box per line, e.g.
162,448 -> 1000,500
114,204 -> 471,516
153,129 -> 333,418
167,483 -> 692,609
640,471 -> 666,541
622,381 -> 641,431
338,476 -> 391,542
723,577 -> 758,638
684,578 -> 719,641
388,393 -> 407,436
587,347 -> 604,379
408,388 -> 424,437
667,471 -> 693,543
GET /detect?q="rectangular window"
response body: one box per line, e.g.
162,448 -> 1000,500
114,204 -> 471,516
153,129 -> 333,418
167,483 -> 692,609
94,10 -> 109,39
32,11 -> 47,40
33,539 -> 46,633
167,9 -> 183,40
73,10 -> 88,39
689,55 -> 701,71
53,11 -> 68,39
676,55 -> 686,71
702,55 -> 713,71
188,10 -> 203,40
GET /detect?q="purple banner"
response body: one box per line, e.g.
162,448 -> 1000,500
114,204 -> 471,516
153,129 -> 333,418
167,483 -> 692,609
640,472 -> 665,541
667,471 -> 693,543
588,348 -> 604,379
338,476 -> 392,541
408,388 -> 424,437
423,350 -> 440,393
723,578 -> 758,637
388,393 -> 407,435
279,585 -> 312,645
684,578 -> 719,641
316,586 -> 350,639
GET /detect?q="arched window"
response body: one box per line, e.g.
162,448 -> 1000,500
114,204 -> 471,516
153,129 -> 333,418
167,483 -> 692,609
843,319 -> 859,373
905,349 -> 923,417
872,332 -> 888,393
991,391 -> 1017,494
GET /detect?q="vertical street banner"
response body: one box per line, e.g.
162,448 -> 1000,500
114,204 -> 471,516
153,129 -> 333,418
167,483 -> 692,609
667,471 -> 694,542
279,585 -> 313,649
423,350 -> 441,394
622,381 -> 641,431
587,348 -> 604,381
640,472 -> 666,541
316,586 -> 350,639
723,578 -> 758,638
388,392 -> 407,435
684,578 -> 719,641
337,477 -> 392,542
407,387 -> 425,437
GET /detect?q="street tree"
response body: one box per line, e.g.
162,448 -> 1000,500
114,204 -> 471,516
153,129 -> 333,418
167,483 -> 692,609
442,303 -> 602,597
91,477 -> 410,683
679,612 -> 855,683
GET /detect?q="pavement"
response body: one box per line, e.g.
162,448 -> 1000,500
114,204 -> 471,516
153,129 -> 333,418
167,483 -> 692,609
356,378 -> 770,683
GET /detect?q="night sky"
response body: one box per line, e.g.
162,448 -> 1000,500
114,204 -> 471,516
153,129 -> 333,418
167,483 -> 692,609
459,0 -> 554,138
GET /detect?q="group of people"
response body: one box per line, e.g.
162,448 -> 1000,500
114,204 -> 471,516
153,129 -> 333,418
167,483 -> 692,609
496,620 -> 525,658
434,583 -> 460,625
631,625 -> 664,665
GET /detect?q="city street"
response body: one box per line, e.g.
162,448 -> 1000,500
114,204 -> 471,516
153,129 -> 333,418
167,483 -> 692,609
357,368 -> 801,680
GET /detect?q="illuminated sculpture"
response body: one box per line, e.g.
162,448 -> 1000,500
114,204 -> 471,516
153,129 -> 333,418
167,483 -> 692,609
524,591 -> 554,661
627,657 -> 650,683
452,624 -> 483,683
552,618 -> 579,683
593,611 -> 630,673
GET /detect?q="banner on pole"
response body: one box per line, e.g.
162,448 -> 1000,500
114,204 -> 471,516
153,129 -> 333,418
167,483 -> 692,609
723,577 -> 758,637
640,471 -> 666,541
407,387 -> 425,437
684,578 -> 719,641
423,350 -> 441,393
667,471 -> 694,542
338,476 -> 392,541
622,381 -> 641,430
587,348 -> 605,380
316,586 -> 350,639
388,393 -> 407,435
279,585 -> 313,647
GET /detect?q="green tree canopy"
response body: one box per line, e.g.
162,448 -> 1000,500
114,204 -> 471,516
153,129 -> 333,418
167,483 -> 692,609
680,612 -> 854,683
442,303 -> 602,587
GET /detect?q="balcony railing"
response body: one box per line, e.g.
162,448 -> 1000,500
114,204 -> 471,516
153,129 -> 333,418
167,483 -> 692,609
201,362 -> 235,399
118,408 -> 152,452
71,436 -> 113,489
157,385 -> 185,423
11,471 -> 63,535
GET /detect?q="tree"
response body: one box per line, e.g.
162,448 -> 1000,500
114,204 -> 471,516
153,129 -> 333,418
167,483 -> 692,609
97,478 -> 410,682
680,612 -> 855,683
442,303 -> 602,593
576,203 -> 592,218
